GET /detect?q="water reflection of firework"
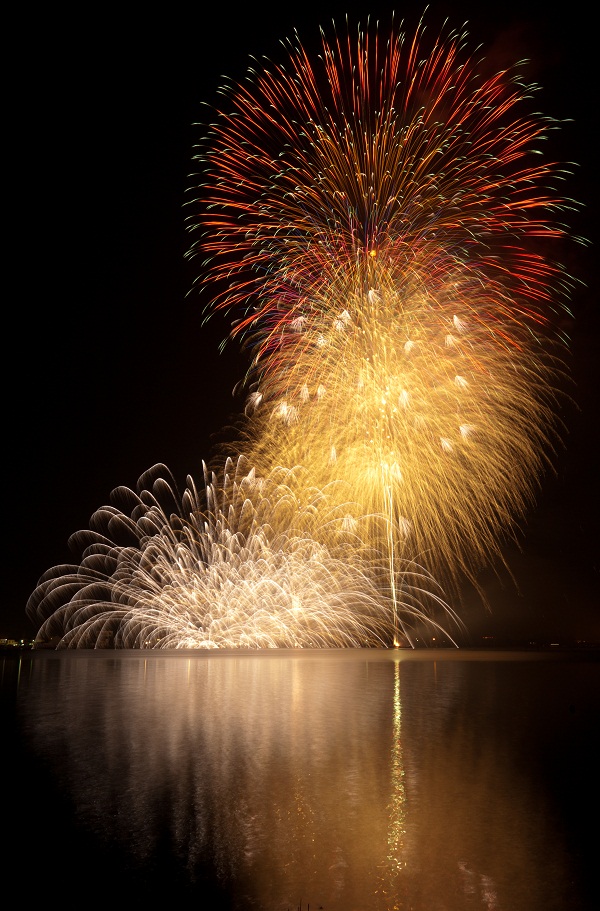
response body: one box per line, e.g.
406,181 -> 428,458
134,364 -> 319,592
27,460 -> 461,647
19,652 -> 582,908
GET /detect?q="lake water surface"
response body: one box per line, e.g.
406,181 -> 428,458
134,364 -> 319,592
3,649 -> 598,909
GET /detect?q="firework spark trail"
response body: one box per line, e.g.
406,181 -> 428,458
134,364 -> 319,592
27,461 -> 461,647
189,15 -> 577,596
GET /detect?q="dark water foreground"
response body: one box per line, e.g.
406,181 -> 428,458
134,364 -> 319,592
2,648 -> 598,910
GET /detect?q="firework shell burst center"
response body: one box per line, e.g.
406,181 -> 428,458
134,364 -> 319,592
28,14 -> 579,648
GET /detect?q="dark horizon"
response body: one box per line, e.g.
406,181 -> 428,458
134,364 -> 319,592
4,1 -> 598,643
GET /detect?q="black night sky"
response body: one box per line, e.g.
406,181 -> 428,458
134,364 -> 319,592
4,1 -> 598,643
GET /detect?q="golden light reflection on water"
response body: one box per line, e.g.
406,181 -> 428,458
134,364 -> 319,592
379,660 -> 407,909
16,651 -> 588,910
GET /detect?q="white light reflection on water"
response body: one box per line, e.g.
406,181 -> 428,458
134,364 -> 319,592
11,650 -> 597,910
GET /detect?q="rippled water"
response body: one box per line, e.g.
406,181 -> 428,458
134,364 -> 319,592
3,649 -> 597,909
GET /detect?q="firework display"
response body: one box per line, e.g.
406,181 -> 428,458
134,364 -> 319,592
28,16 -> 576,647
27,461 -> 460,647
190,15 -> 574,592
